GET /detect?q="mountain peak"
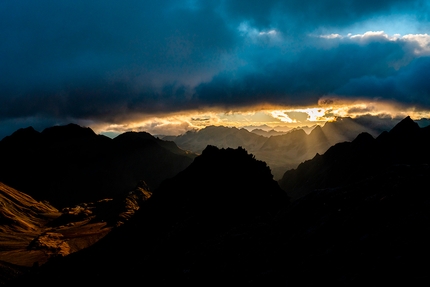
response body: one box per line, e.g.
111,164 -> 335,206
155,145 -> 288,215
113,131 -> 155,143
0,126 -> 40,145
41,123 -> 96,141
352,132 -> 374,145
389,116 -> 420,136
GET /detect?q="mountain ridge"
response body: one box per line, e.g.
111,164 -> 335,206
166,116 -> 397,179
0,123 -> 195,208
5,116 -> 430,285
279,116 -> 430,200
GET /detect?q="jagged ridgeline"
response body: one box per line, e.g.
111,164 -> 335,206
0,123 -> 195,208
279,116 -> 430,200
165,117 -> 398,179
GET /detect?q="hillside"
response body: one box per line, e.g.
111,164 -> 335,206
0,179 -> 151,284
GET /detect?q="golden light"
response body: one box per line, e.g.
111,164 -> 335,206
93,97 -> 430,137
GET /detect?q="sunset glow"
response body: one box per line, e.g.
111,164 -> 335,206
1,1 -> 430,139
94,99 -> 430,137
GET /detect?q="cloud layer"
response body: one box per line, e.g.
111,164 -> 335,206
1,0 -> 430,137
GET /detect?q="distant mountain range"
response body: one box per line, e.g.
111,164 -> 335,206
0,123 -> 195,208
166,116 -> 397,179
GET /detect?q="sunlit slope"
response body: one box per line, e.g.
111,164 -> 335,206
0,180 -> 151,269
0,182 -> 61,267
0,182 -> 59,234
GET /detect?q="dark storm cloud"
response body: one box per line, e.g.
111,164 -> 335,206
335,56 -> 430,108
0,1 -> 235,89
194,35 -> 413,107
1,0 -> 430,137
0,1 -> 236,123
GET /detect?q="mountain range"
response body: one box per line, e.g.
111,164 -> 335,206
1,116 -> 430,285
279,116 -> 430,200
0,123 -> 195,208
165,116 -> 398,179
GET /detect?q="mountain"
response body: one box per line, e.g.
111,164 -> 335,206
10,146 -> 289,285
272,116 -> 430,285
169,117 -> 392,179
278,116 -> 430,200
7,117 -> 430,285
249,128 -> 289,137
171,125 -> 268,153
262,116 -> 398,178
0,123 -> 195,208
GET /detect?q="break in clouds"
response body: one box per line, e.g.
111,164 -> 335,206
1,0 -> 430,137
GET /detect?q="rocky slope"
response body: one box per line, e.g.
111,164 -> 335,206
0,180 -> 151,285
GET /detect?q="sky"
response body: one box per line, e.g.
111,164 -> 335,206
1,0 -> 430,138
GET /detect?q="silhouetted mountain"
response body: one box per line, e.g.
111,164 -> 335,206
8,117 -> 430,285
41,123 -> 97,141
114,131 -> 191,157
387,115 -> 420,137
253,117 -> 387,178
12,146 -> 289,285
171,125 -> 267,153
269,116 -> 430,285
168,117 -> 394,179
0,124 -> 195,208
0,127 -> 41,145
249,128 -> 288,137
279,116 -> 430,200
5,117 -> 430,285
151,145 -> 287,219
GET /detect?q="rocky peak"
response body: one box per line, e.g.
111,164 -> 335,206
388,116 -> 420,137
41,123 -> 96,142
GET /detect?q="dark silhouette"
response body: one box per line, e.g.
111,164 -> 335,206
10,146 -> 289,285
4,116 -> 430,285
167,117 -> 395,179
0,123 -> 195,208
278,116 -> 430,200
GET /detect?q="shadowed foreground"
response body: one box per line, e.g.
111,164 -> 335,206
5,117 -> 430,285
